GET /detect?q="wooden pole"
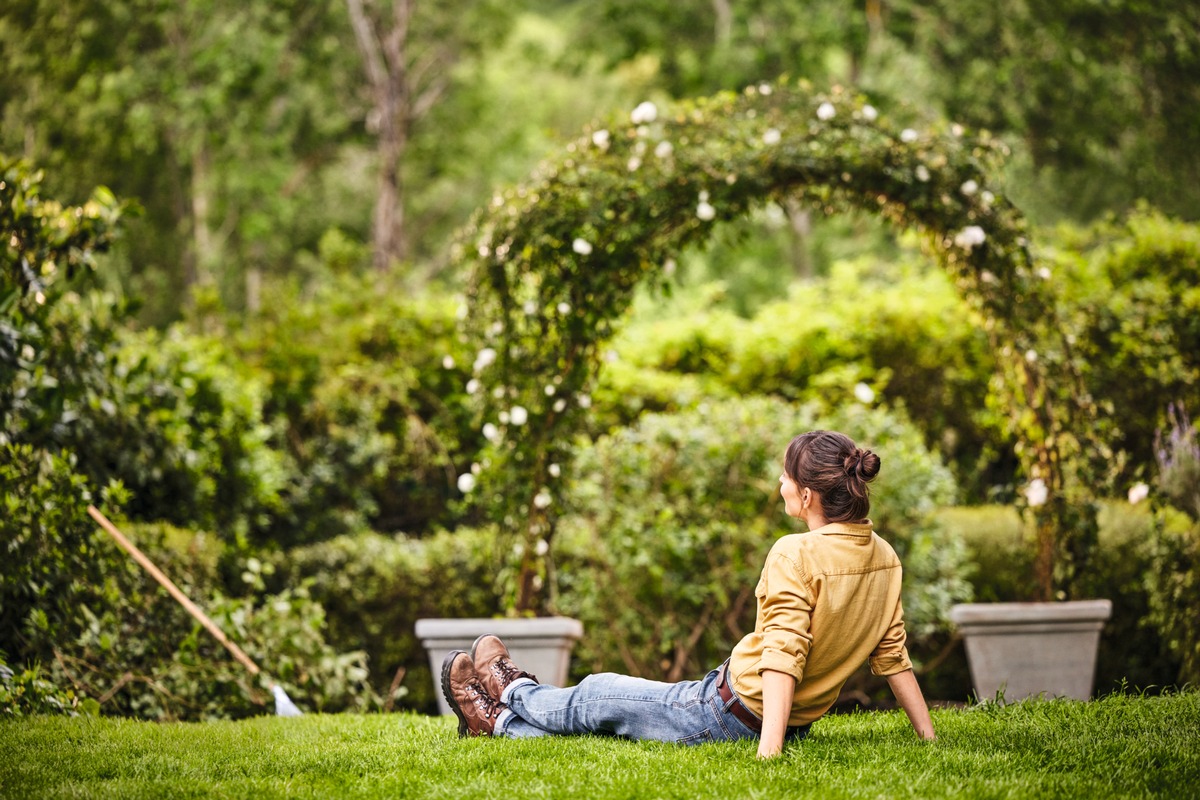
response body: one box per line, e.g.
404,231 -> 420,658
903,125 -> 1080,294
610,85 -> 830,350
86,505 -> 261,677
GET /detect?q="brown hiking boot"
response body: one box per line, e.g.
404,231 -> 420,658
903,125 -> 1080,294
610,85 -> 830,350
440,650 -> 506,737
470,634 -> 538,700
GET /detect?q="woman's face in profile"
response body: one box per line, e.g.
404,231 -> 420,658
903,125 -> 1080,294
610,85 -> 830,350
779,471 -> 804,518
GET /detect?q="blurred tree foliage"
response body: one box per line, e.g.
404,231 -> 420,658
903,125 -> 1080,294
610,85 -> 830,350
4,0 -> 1197,323
887,0 -> 1200,221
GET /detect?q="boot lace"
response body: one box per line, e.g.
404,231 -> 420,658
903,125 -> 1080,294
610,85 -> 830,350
490,657 -> 534,691
466,680 -> 505,720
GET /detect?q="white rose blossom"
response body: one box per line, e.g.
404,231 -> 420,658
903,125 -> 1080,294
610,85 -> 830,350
473,348 -> 497,372
627,157 -> 642,171
557,301 -> 571,315
548,463 -> 561,478
853,383 -> 876,404
630,101 -> 657,125
572,238 -> 593,255
1025,349 -> 1039,363
591,129 -> 610,149
655,140 -> 674,159
961,180 -> 979,196
553,398 -> 567,413
697,201 -> 716,221
465,378 -> 481,395
534,539 -> 550,556
862,105 -> 878,122
442,355 -> 455,369
915,165 -> 931,182
457,473 -> 476,493
763,128 -> 782,145
900,128 -> 919,143
578,394 -> 592,409
817,102 -> 836,121
533,489 -> 552,510
482,423 -> 500,442
1024,478 -> 1049,507
510,406 -> 529,426
1128,482 -> 1150,504
953,225 -> 987,250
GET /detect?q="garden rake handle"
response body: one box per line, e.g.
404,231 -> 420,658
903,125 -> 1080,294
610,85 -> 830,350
86,505 -> 262,678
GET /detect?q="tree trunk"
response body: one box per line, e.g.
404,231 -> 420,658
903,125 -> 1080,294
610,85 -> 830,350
190,144 -> 215,289
347,0 -> 413,273
784,198 -> 813,279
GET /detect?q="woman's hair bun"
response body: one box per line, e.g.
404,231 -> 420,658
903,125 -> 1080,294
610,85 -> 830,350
844,448 -> 881,482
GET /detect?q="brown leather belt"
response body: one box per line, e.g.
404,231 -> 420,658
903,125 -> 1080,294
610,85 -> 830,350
716,662 -> 763,733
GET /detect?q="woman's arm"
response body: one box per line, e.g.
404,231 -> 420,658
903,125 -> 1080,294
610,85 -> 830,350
885,668 -> 936,740
756,668 -> 796,759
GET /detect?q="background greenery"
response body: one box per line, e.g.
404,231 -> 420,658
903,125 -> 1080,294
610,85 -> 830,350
2,0 -> 1198,719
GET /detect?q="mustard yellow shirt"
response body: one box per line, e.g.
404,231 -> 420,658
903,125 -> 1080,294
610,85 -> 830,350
728,520 -> 913,726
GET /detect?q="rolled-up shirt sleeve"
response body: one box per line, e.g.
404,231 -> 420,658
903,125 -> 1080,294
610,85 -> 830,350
756,552 -> 815,682
868,595 -> 913,676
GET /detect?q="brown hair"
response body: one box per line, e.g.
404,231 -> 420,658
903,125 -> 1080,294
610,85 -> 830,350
784,430 -> 881,523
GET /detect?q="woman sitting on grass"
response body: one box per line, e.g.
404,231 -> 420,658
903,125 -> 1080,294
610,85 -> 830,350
441,429 -> 937,758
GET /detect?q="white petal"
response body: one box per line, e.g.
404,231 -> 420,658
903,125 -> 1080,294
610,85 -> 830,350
572,238 -> 593,255
630,101 -> 658,125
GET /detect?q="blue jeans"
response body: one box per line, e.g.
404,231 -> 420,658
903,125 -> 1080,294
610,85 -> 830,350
496,666 -> 810,745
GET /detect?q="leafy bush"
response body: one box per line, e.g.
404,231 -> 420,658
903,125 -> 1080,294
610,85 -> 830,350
1144,406 -> 1200,685
554,395 -> 967,684
0,657 -> 92,717
596,257 -> 1008,502
271,526 -> 501,712
0,444 -> 132,665
0,445 -> 377,720
230,275 -> 484,544
1054,209 -> 1200,483
44,522 -> 378,721
60,317 -> 284,540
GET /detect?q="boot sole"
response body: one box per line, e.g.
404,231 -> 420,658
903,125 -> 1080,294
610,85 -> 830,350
440,650 -> 469,738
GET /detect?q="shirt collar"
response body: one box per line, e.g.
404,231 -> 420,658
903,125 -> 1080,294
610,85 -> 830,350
809,520 -> 874,537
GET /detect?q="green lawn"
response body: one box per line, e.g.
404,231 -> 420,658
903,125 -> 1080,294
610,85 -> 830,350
3,692 -> 1197,799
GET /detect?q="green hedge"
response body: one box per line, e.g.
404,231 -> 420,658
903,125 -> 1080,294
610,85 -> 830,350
272,526 -> 502,713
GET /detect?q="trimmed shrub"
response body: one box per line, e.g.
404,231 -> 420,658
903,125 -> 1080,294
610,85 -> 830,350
232,276 -> 485,545
272,526 -> 501,712
596,258 -> 1008,502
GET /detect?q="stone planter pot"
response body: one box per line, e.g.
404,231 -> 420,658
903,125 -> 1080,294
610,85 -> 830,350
415,617 -> 584,716
949,600 -> 1112,702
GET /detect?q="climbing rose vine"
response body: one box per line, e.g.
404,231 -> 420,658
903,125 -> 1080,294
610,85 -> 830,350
456,81 -> 1107,613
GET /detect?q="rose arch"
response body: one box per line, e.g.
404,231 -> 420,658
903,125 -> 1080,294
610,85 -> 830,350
457,81 -> 1104,614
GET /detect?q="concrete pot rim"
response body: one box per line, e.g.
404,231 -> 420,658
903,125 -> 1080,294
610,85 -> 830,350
414,616 -> 584,639
949,599 -> 1112,626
